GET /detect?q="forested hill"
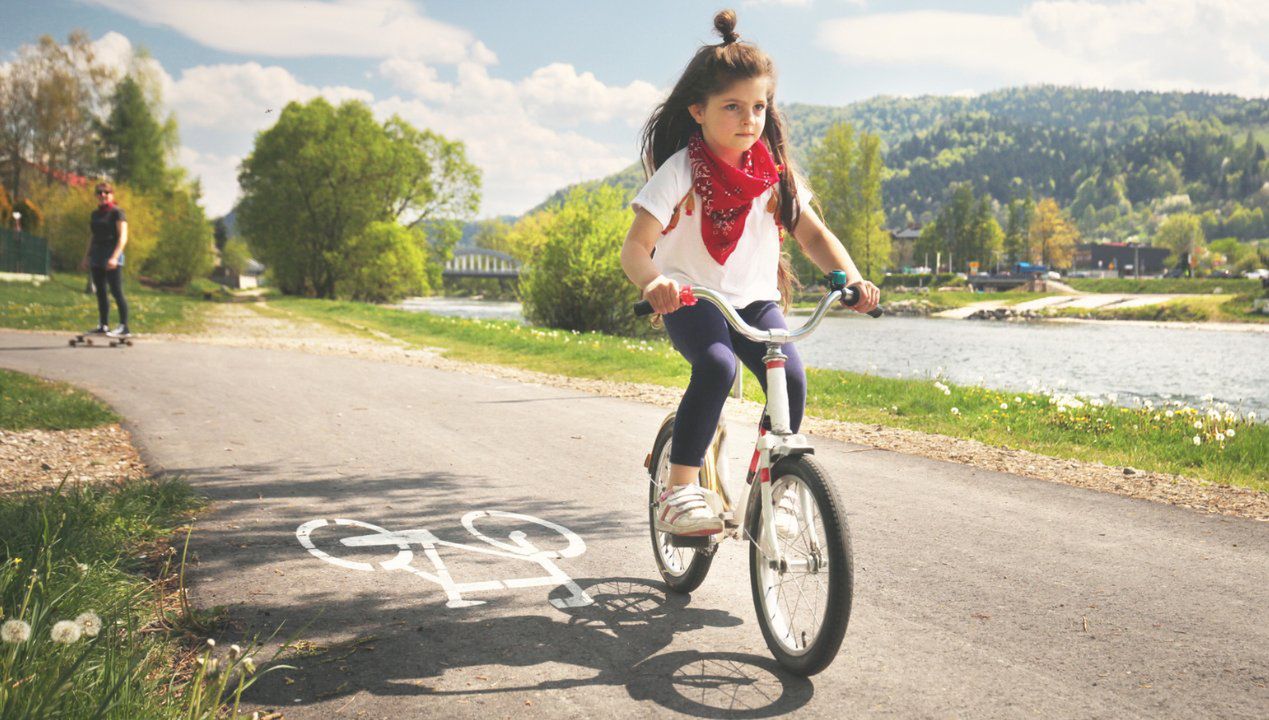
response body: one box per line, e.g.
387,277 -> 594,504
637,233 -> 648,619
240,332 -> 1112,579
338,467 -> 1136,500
532,86 -> 1269,242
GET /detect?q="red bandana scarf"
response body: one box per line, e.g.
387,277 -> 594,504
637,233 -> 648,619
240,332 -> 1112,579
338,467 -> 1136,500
687,130 -> 780,265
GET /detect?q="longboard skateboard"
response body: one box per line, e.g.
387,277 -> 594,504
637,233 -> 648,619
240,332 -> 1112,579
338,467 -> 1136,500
69,333 -> 103,347
69,332 -> 133,347
108,333 -> 134,347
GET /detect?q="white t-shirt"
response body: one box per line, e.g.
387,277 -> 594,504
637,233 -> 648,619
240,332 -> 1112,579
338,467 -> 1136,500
631,146 -> 811,307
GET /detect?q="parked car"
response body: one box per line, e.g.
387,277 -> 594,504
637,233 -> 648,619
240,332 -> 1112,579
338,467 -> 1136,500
1243,268 -> 1269,279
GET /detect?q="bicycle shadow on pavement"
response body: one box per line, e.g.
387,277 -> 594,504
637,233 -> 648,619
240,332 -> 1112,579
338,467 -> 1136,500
242,577 -> 813,718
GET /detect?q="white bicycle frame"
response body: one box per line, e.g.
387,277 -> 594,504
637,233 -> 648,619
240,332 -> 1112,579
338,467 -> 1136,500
682,287 -> 848,572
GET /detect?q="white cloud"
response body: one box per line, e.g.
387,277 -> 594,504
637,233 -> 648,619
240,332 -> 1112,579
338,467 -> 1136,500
518,64 -> 662,128
370,59 -> 663,214
817,0 -> 1269,97
178,147 -> 242,215
170,63 -> 373,131
84,0 -> 494,65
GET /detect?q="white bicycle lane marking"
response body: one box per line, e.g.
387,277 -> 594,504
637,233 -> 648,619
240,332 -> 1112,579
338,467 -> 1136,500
295,510 -> 594,610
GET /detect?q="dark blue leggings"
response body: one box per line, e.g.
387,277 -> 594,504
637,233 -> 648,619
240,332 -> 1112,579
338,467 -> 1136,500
90,266 -> 128,327
662,300 -> 805,466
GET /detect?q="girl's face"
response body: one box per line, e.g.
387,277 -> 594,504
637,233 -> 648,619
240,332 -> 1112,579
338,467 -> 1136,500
689,76 -> 772,161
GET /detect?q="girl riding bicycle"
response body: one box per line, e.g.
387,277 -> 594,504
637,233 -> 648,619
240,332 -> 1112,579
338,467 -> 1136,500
620,9 -> 881,536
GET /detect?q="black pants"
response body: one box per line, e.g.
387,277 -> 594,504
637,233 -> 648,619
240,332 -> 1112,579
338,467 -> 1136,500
90,266 -> 128,327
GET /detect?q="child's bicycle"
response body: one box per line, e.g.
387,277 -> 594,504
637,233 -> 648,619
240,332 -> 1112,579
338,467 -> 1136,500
633,271 -> 881,676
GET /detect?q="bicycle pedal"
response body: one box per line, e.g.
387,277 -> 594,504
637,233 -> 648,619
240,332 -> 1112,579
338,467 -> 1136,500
668,534 -> 716,549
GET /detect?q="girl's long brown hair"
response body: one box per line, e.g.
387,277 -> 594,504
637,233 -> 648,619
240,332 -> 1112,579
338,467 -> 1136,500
638,9 -> 802,309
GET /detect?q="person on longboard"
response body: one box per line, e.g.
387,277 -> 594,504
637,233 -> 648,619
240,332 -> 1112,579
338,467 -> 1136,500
79,181 -> 131,340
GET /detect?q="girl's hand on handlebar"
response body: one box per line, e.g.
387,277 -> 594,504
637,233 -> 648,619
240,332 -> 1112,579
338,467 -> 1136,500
848,280 -> 881,314
643,275 -> 682,315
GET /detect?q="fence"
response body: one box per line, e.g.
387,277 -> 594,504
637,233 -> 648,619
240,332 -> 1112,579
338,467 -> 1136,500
0,228 -> 51,276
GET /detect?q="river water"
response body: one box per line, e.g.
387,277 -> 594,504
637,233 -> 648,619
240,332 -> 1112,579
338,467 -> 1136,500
398,298 -> 1269,416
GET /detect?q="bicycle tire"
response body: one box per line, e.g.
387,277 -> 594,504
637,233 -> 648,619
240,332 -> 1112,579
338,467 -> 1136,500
647,417 -> 714,593
745,455 -> 852,676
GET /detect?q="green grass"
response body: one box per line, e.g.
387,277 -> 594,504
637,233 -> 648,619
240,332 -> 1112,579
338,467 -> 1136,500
1065,277 -> 1261,295
0,369 -> 119,430
272,297 -> 1268,492
1,477 -> 280,718
0,273 -> 210,333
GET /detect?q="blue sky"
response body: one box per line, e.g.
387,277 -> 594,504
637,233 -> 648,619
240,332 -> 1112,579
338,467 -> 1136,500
2,1 -> 1266,218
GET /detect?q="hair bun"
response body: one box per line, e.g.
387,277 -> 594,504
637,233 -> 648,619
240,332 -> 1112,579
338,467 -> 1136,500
714,9 -> 739,45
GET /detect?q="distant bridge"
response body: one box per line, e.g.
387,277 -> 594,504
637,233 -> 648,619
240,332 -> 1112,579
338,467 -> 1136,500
443,247 -> 521,279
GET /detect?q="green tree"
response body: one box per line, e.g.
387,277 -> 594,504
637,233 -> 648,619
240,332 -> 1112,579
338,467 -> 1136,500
1003,192 -> 1035,264
143,187 -> 214,285
847,133 -> 890,281
808,122 -> 890,282
340,221 -> 429,302
238,98 -> 478,298
383,118 -> 481,227
220,237 -> 251,275
519,186 -> 642,335
1153,212 -> 1205,264
99,76 -> 167,192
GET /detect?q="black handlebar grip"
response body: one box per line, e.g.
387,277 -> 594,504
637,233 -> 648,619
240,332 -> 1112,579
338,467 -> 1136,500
841,287 -> 885,318
633,299 -> 654,317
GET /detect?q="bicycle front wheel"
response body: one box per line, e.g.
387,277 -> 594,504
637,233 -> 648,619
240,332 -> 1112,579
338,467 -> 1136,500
746,455 -> 853,676
648,417 -> 714,593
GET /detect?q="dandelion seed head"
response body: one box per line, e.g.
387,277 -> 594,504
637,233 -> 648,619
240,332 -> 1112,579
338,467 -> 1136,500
1000,403 -> 1008,410
1192,435 -> 1201,446
51,620 -> 82,644
1165,410 -> 1174,418
1226,428 -> 1235,437
950,407 -> 960,416
1193,420 -> 1203,430
2,619 -> 31,643
75,612 -> 102,638
229,644 -> 242,660
206,638 -> 216,648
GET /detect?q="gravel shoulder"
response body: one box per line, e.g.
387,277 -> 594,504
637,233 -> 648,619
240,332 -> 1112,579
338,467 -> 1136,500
140,302 -> 1267,521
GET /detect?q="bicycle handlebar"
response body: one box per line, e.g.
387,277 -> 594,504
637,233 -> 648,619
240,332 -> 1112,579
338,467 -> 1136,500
633,285 -> 882,345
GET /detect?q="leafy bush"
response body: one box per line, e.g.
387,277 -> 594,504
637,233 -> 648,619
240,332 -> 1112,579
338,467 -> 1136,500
36,184 -> 159,277
143,189 -> 215,286
0,182 -> 12,224
339,221 -> 429,302
11,196 -> 43,233
519,186 -> 646,336
220,237 -> 251,275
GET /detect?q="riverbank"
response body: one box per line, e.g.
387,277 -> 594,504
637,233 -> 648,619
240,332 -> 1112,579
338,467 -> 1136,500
132,301 -> 1266,515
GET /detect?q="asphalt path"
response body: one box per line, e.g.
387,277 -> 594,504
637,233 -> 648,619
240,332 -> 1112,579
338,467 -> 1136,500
2,330 -> 1266,719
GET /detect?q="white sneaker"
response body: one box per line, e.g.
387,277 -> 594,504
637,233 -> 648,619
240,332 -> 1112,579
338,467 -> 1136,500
773,491 -> 801,540
655,485 -> 723,536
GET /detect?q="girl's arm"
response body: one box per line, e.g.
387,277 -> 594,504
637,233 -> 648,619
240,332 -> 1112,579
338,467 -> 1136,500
790,204 -> 881,312
621,208 -> 682,314
108,220 -> 128,269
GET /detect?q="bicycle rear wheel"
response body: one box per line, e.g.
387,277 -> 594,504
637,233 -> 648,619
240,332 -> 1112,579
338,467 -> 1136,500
648,417 -> 714,593
745,455 -> 852,676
